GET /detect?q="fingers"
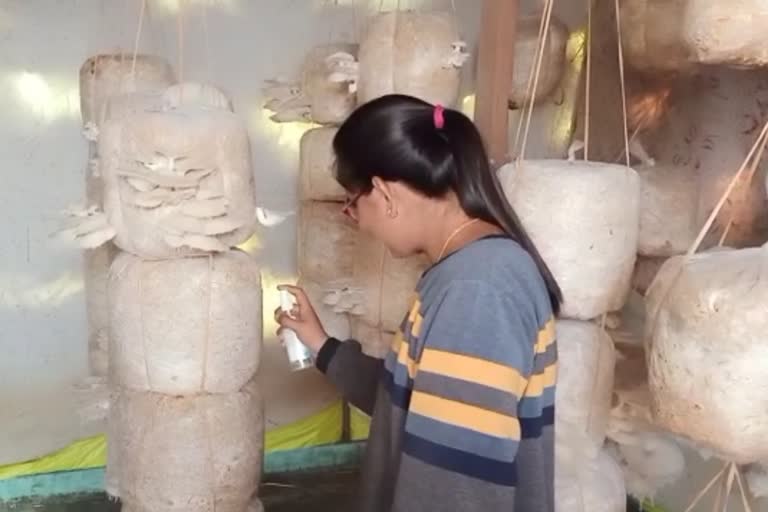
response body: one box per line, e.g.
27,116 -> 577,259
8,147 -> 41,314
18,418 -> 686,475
275,310 -> 300,332
273,306 -> 298,324
277,284 -> 311,309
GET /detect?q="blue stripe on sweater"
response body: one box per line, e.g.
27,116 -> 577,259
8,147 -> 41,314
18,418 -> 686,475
518,386 -> 556,418
383,368 -> 412,411
520,405 -> 555,439
403,431 -> 519,486
405,412 -> 520,463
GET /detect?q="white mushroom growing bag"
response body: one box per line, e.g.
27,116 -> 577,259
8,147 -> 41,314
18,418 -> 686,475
79,55 -> 173,376
645,245 -> 768,464
79,53 -> 174,128
317,234 -> 427,358
113,382 -> 263,512
556,446 -> 627,512
99,105 -> 256,258
299,127 -> 345,201
302,43 -> 358,124
499,160 -> 640,319
301,279 -> 352,341
508,15 -> 569,108
262,43 -> 358,124
349,233 -> 428,333
350,322 -> 396,359
355,10 -> 468,106
621,0 -> 768,71
297,201 -> 357,283
555,320 -> 616,457
101,91 -> 165,126
85,243 -> 117,376
105,394 -> 120,499
161,82 -> 233,111
637,164 -> 698,257
606,432 -> 685,501
108,250 -> 262,395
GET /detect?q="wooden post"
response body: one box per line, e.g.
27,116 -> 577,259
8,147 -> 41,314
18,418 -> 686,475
474,0 -> 518,169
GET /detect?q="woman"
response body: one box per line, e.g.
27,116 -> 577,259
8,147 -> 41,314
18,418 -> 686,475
276,94 -> 562,512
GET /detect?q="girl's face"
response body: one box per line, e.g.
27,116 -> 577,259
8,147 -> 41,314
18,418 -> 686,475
341,178 -> 425,258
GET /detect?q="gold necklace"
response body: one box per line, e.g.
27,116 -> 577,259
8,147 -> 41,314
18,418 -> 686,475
437,218 -> 481,261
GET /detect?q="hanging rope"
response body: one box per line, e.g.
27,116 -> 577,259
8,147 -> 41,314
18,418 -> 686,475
512,0 -> 547,155
683,462 -> 755,512
644,119 -> 768,365
177,0 -> 185,83
584,0 -> 592,160
734,464 -> 756,512
200,3 -> 212,79
683,463 -> 729,512
614,0 -> 631,167
688,119 -> 768,256
450,0 -> 459,40
326,0 -> 335,44
130,0 -> 148,80
717,131 -> 768,247
512,0 -> 555,161
352,0 -> 360,43
200,254 -> 214,392
138,262 -> 154,390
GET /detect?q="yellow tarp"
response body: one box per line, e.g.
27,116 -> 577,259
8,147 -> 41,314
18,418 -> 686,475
350,406 -> 371,441
0,400 -> 344,481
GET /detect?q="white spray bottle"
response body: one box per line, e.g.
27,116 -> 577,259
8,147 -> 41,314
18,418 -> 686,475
279,289 -> 314,371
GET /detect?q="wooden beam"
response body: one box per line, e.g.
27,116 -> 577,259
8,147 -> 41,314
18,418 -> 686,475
474,0 -> 518,169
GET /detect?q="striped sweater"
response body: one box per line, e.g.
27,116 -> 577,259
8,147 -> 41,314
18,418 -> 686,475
316,235 -> 557,512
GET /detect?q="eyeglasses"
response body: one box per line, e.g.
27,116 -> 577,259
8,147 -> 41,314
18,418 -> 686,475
341,191 -> 363,221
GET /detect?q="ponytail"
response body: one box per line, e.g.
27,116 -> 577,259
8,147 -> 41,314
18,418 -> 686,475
439,109 -> 563,314
333,94 -> 563,314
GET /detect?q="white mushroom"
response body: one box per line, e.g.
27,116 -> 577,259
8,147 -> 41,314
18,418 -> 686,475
268,106 -> 313,123
82,121 -> 99,142
54,206 -> 115,249
89,158 -> 100,178
181,198 -> 229,218
164,233 -> 229,252
326,52 -> 359,94
255,206 -> 294,227
443,40 -> 470,68
166,214 -> 243,236
137,153 -> 189,175
567,139 -> 585,161
125,177 -> 157,193
629,137 -> 656,167
261,78 -> 303,110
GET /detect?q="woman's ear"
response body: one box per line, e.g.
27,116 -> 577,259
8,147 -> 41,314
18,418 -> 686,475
372,177 -> 398,218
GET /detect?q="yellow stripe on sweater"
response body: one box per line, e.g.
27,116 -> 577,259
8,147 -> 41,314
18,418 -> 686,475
410,391 -> 521,439
419,348 -> 528,397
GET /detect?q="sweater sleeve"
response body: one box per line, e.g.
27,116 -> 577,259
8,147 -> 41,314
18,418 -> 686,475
392,280 -> 557,512
316,337 -> 383,415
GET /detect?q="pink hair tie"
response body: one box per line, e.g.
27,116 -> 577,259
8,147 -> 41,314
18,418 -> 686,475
433,104 -> 445,129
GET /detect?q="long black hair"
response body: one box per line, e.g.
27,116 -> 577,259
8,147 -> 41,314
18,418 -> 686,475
333,94 -> 562,314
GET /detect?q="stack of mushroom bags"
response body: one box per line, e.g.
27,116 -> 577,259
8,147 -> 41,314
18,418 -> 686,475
75,54 -> 265,512
269,10 -> 470,360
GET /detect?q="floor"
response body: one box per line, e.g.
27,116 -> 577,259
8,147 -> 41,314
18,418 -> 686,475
0,470 -> 359,512
1,479 -> 658,512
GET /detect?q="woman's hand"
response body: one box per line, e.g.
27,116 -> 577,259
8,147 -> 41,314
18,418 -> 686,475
273,284 -> 329,354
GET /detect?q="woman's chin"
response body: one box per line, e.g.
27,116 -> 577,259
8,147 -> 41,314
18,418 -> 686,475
384,244 -> 420,260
